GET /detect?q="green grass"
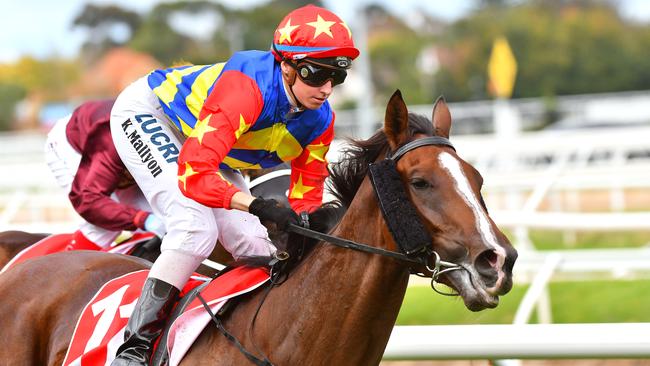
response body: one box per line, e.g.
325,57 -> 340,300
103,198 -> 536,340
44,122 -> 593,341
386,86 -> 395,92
529,230 -> 650,250
396,279 -> 650,325
499,228 -> 650,250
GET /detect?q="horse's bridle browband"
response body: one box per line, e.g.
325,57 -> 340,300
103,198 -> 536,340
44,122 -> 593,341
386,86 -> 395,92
387,135 -> 455,161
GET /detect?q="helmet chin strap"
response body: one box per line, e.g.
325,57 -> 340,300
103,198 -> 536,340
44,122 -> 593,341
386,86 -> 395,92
282,66 -> 304,111
273,44 -> 304,111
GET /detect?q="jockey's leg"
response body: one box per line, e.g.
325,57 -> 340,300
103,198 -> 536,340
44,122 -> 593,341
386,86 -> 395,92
111,277 -> 179,366
75,219 -> 121,250
214,169 -> 276,260
45,115 -> 120,250
44,113 -> 79,189
114,184 -> 152,212
109,77 -> 216,365
68,229 -> 108,251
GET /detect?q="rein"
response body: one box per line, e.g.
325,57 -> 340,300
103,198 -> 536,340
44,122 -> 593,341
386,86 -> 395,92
286,224 -> 461,286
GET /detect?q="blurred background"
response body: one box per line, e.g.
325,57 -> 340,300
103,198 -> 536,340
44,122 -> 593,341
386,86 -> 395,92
2,0 -> 650,364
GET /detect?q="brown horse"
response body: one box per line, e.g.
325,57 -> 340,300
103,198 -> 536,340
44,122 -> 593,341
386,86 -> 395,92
0,91 -> 516,365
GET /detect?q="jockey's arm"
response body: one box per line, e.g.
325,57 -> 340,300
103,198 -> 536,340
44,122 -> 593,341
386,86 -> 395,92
227,120 -> 335,212
231,191 -> 256,211
69,137 -> 148,231
177,70 -> 263,209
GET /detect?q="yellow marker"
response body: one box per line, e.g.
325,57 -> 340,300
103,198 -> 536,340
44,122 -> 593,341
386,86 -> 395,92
488,37 -> 517,99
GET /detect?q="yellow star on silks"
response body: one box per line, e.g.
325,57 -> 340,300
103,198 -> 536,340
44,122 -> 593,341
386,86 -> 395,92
277,18 -> 299,44
234,114 -> 249,139
178,162 -> 198,191
305,142 -> 329,164
190,117 -> 217,145
289,174 -> 315,200
306,15 -> 335,39
340,21 -> 352,38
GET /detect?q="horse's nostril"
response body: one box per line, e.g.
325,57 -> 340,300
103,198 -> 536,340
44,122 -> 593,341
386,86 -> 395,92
475,250 -> 498,287
478,249 -> 497,268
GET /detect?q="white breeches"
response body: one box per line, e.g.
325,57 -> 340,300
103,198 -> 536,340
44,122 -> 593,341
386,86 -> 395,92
44,115 -> 150,248
110,76 -> 274,262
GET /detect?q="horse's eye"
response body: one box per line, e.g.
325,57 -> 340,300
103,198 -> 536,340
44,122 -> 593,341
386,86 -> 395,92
410,178 -> 431,190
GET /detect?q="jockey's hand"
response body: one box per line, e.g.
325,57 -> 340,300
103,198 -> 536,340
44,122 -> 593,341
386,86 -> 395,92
248,197 -> 299,231
144,213 -> 167,238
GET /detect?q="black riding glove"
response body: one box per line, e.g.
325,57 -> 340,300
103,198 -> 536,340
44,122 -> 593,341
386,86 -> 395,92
248,197 -> 299,230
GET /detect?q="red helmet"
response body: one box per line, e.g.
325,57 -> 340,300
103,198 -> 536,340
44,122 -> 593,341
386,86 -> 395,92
272,5 -> 359,62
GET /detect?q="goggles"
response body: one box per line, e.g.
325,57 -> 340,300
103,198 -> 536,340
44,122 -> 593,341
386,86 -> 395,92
288,61 -> 348,87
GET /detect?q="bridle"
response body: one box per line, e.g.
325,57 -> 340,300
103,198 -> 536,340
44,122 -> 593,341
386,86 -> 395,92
286,135 -> 465,294
201,135 -> 469,366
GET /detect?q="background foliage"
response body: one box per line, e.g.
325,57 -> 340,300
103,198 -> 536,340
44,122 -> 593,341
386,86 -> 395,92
2,0 -> 650,130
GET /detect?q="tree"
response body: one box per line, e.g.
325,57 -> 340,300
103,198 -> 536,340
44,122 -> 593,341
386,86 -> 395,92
0,83 -> 26,131
236,0 -> 324,52
73,4 -> 142,63
433,0 -> 650,100
3,57 -> 80,99
0,57 -> 79,130
128,1 -> 233,65
364,5 -> 435,105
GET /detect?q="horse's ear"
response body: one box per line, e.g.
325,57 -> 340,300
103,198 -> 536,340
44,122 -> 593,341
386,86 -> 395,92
384,90 -> 409,150
432,95 -> 451,139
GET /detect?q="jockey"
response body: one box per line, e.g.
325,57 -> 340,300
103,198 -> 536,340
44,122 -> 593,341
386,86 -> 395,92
44,100 -> 165,251
109,5 -> 358,365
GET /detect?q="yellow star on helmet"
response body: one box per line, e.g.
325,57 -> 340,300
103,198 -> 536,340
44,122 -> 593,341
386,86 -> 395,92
340,21 -> 352,38
190,116 -> 217,145
289,174 -> 315,200
306,15 -> 335,39
178,162 -> 198,191
277,18 -> 299,44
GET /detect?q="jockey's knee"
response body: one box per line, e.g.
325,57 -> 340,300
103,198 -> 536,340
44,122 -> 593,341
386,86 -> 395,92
224,230 -> 275,260
161,215 -> 218,260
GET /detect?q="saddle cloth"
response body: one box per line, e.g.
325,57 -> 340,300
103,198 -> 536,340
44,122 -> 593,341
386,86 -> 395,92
1,233 -> 74,273
62,266 -> 270,366
0,232 -> 154,274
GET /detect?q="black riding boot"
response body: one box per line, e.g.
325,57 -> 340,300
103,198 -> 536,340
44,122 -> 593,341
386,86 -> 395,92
111,278 -> 179,366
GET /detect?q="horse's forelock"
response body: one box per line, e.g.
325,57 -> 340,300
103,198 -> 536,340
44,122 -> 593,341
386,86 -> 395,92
407,113 -> 434,137
328,113 -> 433,209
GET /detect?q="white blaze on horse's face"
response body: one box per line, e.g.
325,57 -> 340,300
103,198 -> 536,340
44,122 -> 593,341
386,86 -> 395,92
438,152 -> 507,264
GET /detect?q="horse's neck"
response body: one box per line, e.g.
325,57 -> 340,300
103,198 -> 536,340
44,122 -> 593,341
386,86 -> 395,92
272,179 -> 411,363
186,181 -> 412,365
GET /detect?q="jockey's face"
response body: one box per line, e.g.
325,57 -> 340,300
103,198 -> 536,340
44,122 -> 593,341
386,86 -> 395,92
281,61 -> 336,110
293,76 -> 333,110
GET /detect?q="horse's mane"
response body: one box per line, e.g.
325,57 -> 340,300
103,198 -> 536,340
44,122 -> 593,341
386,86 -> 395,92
232,113 -> 434,272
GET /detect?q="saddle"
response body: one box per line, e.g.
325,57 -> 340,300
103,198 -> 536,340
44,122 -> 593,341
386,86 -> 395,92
62,266 -> 270,366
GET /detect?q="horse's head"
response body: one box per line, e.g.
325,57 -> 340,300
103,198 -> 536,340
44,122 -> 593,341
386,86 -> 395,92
383,90 -> 517,311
